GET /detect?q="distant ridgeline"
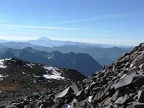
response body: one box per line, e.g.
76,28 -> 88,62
0,38 -> 131,66
0,47 -> 102,76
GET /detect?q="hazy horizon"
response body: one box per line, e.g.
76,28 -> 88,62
0,36 -> 139,47
0,0 -> 143,46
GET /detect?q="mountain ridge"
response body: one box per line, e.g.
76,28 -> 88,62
0,41 -> 131,66
0,47 -> 102,76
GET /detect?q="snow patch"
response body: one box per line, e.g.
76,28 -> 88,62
33,74 -> 40,77
0,74 -> 8,81
48,55 -> 53,59
22,71 -> 26,74
43,66 -> 65,80
88,96 -> 93,102
4,58 -> 12,60
0,58 -> 11,68
26,63 -> 35,68
43,66 -> 59,71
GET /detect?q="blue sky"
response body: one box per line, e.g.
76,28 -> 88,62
0,0 -> 143,46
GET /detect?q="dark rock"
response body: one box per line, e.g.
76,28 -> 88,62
53,98 -> 65,108
21,100 -> 29,106
6,103 -> 24,108
5,105 -> 15,108
0,105 -> 5,108
127,102 -> 144,108
36,101 -> 53,108
138,87 -> 144,103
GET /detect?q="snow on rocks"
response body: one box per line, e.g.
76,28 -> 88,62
0,58 -> 11,68
43,66 -> 65,80
0,74 -> 8,81
25,63 -> 35,68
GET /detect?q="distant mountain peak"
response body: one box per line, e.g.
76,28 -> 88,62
37,37 -> 52,41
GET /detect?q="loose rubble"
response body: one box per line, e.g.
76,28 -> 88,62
53,43 -> 143,108
68,43 -> 144,108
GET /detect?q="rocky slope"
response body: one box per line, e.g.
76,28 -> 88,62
0,58 -> 86,107
54,43 -> 143,108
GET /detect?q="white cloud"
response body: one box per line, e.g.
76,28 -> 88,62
0,24 -> 78,30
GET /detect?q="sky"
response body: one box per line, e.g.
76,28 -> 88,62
0,0 -> 144,46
